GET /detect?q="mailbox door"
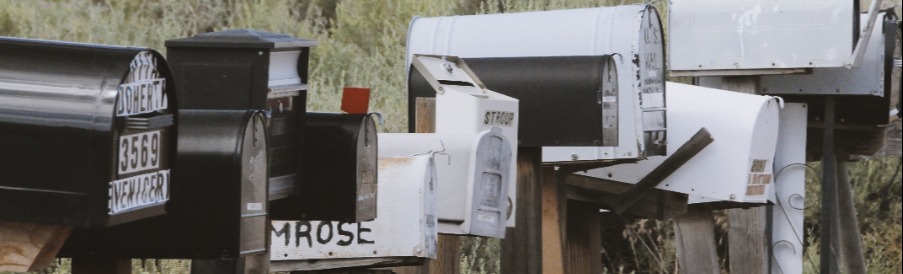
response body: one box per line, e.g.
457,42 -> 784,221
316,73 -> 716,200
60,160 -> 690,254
270,113 -> 378,222
60,110 -> 268,259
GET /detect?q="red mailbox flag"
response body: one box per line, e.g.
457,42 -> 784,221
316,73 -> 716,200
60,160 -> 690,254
341,87 -> 370,114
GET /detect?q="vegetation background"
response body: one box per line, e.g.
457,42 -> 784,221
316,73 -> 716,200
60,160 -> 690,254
1,0 -> 900,273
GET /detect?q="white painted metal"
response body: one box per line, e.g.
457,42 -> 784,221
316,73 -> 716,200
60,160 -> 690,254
379,128 -> 512,238
411,55 -> 520,229
669,0 -> 854,71
270,155 -> 437,263
759,13 -> 893,96
406,4 -> 665,163
579,82 -> 781,203
769,103 -> 807,274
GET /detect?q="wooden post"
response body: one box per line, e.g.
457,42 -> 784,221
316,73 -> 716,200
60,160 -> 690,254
722,76 -> 772,274
835,157 -> 867,274
673,207 -> 720,274
565,201 -> 603,274
500,147 -> 543,274
0,222 -> 71,272
540,168 -> 566,274
192,255 -> 269,274
389,97 -> 462,274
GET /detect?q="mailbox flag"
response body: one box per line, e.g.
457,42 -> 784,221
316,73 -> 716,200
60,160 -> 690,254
342,87 -> 370,114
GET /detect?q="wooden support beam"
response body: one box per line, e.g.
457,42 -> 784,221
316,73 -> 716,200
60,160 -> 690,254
835,158 -> 867,274
612,128 -> 713,214
500,148 -> 543,274
564,201 -> 603,274
564,174 -> 688,219
70,257 -> 131,274
0,222 -> 71,272
673,208 -> 720,274
540,168 -> 566,274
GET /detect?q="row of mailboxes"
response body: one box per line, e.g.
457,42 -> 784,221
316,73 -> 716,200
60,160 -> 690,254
406,4 -> 669,162
581,82 -> 782,204
0,37 -> 177,228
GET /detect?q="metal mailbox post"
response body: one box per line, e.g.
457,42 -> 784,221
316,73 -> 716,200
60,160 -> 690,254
379,129 -> 513,238
406,4 -> 668,163
269,112 -> 379,222
270,155 -> 437,272
61,110 -> 270,272
581,82 -> 782,204
0,38 -> 176,227
164,29 -> 319,218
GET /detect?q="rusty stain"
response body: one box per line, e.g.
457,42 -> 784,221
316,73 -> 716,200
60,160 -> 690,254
378,157 -> 414,169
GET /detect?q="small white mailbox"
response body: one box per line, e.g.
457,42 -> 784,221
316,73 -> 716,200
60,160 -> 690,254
406,4 -> 667,161
269,155 -> 437,271
379,128 -> 513,238
410,55 -> 519,229
580,82 -> 781,203
669,0 -> 855,71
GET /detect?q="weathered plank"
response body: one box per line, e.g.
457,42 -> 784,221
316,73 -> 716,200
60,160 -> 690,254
540,168 -> 566,274
70,257 -> 131,274
673,208 -> 720,274
0,222 -> 71,272
565,201 -> 603,274
500,148 -> 543,274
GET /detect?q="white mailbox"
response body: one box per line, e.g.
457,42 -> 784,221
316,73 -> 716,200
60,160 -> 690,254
669,0 -> 855,71
379,128 -> 513,238
410,55 -> 519,229
269,155 -> 437,271
580,82 -> 781,203
406,4 -> 667,161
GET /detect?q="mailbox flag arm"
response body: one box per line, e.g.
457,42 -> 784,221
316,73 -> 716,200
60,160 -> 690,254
612,128 -> 714,215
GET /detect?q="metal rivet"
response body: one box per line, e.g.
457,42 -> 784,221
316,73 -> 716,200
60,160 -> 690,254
571,154 -> 579,160
730,194 -> 737,200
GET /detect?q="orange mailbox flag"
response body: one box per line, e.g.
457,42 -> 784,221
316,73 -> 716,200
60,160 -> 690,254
341,87 -> 370,114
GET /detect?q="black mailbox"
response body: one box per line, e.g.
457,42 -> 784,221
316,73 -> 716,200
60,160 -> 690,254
0,37 -> 176,227
408,55 -> 619,147
270,112 -> 378,222
165,29 -> 316,203
61,110 -> 269,260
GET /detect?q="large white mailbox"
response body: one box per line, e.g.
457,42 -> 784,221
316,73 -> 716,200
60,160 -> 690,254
669,0 -> 856,71
379,128 -> 513,238
410,55 -> 519,229
406,4 -> 668,162
270,155 -> 437,271
580,82 -> 781,203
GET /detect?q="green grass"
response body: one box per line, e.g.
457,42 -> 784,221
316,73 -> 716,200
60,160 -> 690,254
1,0 -> 900,273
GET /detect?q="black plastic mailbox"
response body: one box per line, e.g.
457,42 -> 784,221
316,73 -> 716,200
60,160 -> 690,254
270,112 -> 379,222
165,29 -> 316,204
0,37 -> 177,228
61,110 -> 269,259
408,55 -> 619,147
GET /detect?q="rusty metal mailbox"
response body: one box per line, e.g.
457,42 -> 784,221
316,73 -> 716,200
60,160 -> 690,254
0,37 -> 176,227
61,110 -> 269,261
165,29 -> 316,206
269,112 -> 379,222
